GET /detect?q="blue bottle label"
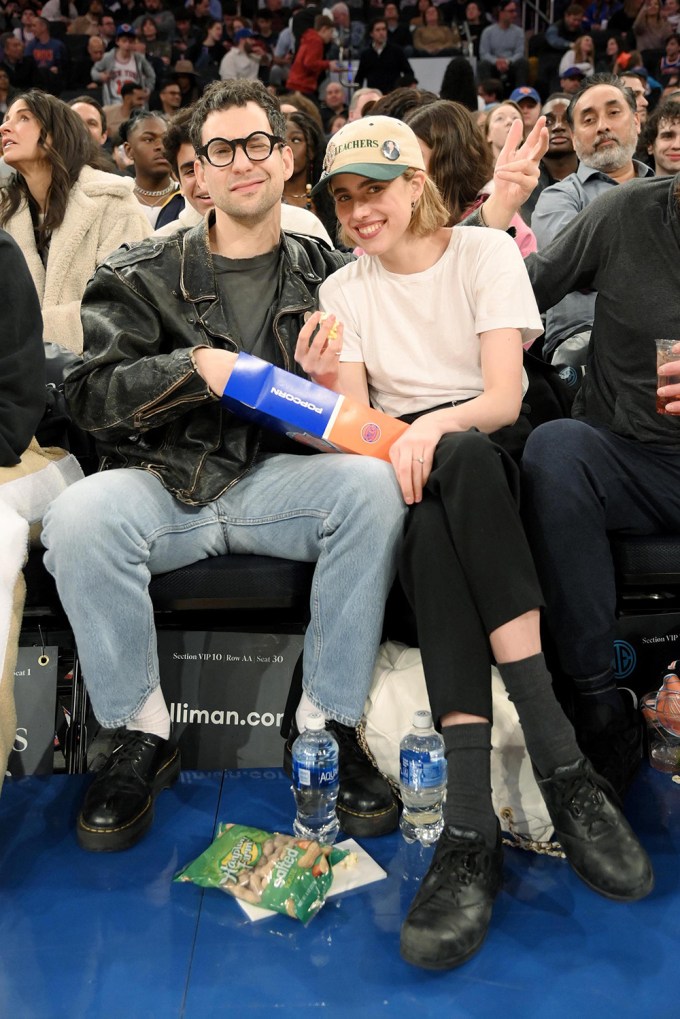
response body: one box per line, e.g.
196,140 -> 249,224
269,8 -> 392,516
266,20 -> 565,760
293,761 -> 339,789
400,748 -> 446,789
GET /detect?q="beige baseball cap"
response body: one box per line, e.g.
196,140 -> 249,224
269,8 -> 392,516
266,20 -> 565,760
311,115 -> 426,195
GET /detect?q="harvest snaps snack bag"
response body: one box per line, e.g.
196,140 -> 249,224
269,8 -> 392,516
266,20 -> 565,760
175,823 -> 348,924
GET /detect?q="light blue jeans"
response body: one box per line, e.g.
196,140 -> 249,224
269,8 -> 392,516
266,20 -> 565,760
42,454 -> 406,729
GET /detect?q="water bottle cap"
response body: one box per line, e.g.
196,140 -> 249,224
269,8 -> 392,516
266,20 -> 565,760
413,710 -> 433,729
305,713 -> 326,731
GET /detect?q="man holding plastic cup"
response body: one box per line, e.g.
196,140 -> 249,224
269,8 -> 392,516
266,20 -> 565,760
511,172 -> 680,799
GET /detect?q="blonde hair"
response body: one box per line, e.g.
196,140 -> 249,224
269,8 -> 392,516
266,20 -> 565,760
405,169 -> 450,237
334,167 -> 449,247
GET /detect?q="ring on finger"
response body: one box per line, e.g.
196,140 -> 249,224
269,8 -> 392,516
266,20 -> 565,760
412,456 -> 425,464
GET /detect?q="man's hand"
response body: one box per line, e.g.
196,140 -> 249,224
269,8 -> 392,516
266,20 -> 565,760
192,347 -> 239,396
482,116 -> 548,229
294,311 -> 343,389
658,342 -> 680,415
494,115 -> 548,204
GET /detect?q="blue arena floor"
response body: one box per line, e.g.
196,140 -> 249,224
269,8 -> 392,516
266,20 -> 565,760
0,763 -> 678,1018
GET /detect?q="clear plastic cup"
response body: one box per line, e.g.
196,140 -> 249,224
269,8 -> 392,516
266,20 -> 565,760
655,338 -> 680,414
641,690 -> 680,774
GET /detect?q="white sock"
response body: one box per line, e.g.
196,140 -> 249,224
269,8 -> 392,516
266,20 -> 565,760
126,685 -> 171,740
295,691 -> 326,733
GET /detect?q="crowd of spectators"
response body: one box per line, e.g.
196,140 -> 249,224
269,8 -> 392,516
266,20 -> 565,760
2,0 -> 680,153
2,0 -> 680,131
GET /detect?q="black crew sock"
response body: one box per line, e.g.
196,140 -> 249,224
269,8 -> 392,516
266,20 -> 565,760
498,652 -> 582,779
572,666 -> 625,733
442,722 -> 498,848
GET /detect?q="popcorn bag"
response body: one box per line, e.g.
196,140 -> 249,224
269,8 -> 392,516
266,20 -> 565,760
221,353 -> 407,461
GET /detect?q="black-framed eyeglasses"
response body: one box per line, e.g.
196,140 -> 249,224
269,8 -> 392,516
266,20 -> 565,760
196,131 -> 284,167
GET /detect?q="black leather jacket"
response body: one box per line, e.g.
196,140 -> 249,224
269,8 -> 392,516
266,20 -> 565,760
65,215 -> 350,505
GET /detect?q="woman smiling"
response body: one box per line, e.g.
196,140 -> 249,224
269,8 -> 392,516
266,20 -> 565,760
296,114 -> 654,973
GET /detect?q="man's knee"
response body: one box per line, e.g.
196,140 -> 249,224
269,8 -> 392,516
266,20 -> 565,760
523,419 -> 596,480
335,457 -> 405,524
42,474 -> 128,560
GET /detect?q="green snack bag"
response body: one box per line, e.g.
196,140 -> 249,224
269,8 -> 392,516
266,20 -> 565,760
174,823 -> 347,924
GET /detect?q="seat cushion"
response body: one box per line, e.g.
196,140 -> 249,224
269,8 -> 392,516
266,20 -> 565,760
148,555 -> 315,611
611,535 -> 680,587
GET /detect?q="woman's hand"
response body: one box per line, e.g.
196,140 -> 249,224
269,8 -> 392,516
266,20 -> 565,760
294,311 -> 344,390
389,414 -> 453,505
486,116 -> 549,225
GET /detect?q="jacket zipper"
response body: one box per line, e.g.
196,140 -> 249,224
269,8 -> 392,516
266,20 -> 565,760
133,367 -> 206,425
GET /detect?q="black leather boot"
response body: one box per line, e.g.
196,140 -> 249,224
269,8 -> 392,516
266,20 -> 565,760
77,730 -> 181,852
284,719 -> 398,838
536,757 -> 654,901
400,825 -> 503,971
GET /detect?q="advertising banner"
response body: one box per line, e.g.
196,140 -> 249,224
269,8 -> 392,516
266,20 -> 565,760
7,646 -> 58,777
615,612 -> 680,701
158,631 -> 304,770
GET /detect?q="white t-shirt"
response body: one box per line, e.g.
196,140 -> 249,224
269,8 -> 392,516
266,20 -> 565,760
319,225 -> 543,418
152,200 -> 334,247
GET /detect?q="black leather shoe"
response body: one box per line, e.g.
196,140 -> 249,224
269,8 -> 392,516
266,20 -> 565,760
400,825 -> 503,971
284,719 -> 398,838
77,730 -> 181,852
577,696 -> 643,801
536,757 -> 654,901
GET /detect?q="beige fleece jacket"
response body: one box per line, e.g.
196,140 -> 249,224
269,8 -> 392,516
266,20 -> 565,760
3,165 -> 151,353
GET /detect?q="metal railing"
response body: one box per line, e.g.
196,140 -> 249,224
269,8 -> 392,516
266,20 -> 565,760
522,0 -> 556,35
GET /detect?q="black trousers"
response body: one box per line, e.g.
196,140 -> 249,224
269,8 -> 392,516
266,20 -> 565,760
392,428 -> 543,725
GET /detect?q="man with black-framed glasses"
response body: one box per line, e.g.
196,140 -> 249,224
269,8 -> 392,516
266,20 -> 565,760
42,79 -> 405,853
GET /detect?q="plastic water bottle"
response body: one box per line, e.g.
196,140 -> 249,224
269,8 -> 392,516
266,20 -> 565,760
399,710 -> 447,846
291,714 -> 340,844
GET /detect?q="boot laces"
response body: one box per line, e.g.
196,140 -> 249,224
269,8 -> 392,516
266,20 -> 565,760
107,732 -> 156,771
433,837 -> 492,889
557,772 -> 611,833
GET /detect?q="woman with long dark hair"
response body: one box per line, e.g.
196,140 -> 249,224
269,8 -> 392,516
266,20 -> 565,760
438,55 -> 479,111
282,109 -> 338,242
405,99 -> 493,226
0,90 -> 149,352
296,113 -> 653,972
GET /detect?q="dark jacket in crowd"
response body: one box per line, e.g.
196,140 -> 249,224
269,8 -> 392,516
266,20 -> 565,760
525,174 -> 680,445
0,230 -> 45,467
64,216 -> 350,505
355,40 -> 414,92
0,55 -> 34,90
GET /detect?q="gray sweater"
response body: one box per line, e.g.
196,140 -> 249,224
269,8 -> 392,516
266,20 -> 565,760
525,173 -> 680,445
